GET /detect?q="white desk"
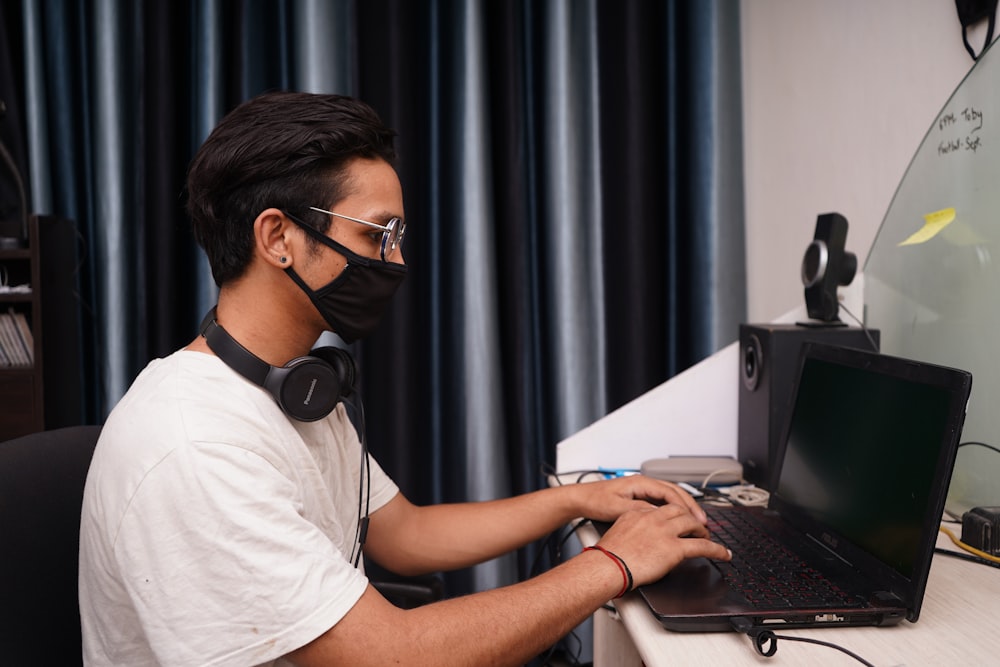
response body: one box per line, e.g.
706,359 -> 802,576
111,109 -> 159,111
581,522 -> 1000,666
556,306 -> 999,665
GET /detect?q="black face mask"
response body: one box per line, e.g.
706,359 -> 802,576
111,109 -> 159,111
285,223 -> 407,343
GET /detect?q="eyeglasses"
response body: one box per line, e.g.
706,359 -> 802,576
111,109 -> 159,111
308,206 -> 406,262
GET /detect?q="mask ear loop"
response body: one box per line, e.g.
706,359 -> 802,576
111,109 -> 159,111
958,0 -> 998,60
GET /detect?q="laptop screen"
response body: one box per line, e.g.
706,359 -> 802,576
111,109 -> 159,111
773,348 -> 959,581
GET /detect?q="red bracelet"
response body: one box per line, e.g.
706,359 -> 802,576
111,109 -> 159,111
584,545 -> 633,598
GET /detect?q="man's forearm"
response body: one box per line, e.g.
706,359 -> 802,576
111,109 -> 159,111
305,480 -> 731,666
366,485 -> 584,575
288,547 -> 623,667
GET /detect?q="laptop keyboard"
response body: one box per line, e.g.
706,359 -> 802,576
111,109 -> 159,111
706,506 -> 865,610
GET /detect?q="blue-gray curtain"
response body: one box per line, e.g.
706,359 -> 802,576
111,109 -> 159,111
4,0 -> 745,617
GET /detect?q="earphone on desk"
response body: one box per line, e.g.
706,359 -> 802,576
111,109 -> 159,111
199,307 -> 357,421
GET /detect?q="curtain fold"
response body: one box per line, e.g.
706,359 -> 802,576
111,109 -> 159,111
539,0 -> 608,441
295,0 -> 354,94
441,0 -> 517,593
12,0 -> 746,607
190,0 -> 225,320
92,0 -> 141,404
685,2 -> 747,358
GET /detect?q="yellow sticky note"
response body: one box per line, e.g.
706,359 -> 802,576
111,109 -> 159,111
899,208 -> 956,246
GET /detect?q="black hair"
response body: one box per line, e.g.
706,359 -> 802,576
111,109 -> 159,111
186,91 -> 397,286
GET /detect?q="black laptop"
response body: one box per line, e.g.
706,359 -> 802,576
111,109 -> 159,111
620,341 -> 972,632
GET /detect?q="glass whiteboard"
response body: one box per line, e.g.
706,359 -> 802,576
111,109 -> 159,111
865,39 -> 1000,516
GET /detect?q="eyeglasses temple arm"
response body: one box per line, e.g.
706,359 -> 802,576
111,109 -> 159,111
309,206 -> 390,232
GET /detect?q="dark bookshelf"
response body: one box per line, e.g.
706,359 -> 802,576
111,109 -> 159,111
0,214 -> 84,440
0,214 -> 43,439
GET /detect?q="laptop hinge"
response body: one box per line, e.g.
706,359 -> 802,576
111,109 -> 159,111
873,590 -> 904,605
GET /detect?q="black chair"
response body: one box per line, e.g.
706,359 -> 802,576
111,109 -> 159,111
372,572 -> 445,609
0,424 -> 101,666
0,424 -> 441,664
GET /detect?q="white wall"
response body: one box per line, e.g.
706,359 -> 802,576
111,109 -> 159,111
741,0 -> 987,322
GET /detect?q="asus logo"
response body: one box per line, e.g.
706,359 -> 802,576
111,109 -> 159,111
821,532 -> 838,549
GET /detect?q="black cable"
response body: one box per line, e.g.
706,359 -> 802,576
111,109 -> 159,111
837,303 -> 880,353
539,462 -> 561,483
731,617 -> 875,666
935,546 -> 1000,569
763,632 -> 876,666
551,627 -> 584,666
559,517 -> 590,543
957,440 -> 1000,456
528,518 -> 591,579
343,394 -> 370,568
528,471 -> 593,666
358,398 -> 371,567
535,627 -> 585,667
538,462 -> 611,486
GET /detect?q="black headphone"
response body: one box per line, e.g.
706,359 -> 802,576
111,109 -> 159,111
199,308 -> 357,422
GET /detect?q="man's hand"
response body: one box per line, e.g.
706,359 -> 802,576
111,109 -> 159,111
593,503 -> 731,586
570,474 -> 707,525
567,475 -> 730,587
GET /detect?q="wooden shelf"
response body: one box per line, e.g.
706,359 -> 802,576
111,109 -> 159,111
0,293 -> 34,302
0,215 -> 43,440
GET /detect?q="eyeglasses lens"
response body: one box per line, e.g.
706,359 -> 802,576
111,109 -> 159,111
388,218 -> 405,252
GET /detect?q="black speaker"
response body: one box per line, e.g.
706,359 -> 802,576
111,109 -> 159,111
801,212 -> 857,323
738,323 -> 879,489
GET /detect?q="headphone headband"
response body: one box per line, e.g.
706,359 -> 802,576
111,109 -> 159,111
200,310 -> 271,385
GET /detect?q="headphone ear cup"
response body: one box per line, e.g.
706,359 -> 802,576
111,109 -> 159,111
311,347 -> 358,398
264,356 -> 343,422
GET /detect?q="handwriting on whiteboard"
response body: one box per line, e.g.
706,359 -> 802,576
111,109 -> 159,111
937,106 -> 984,156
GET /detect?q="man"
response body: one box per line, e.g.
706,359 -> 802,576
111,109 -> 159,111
79,91 -> 730,666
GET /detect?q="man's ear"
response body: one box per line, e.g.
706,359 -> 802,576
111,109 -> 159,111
254,208 -> 294,268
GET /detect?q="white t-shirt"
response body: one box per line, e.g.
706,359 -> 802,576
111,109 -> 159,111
79,350 -> 399,666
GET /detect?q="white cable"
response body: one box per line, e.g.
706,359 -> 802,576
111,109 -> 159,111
720,484 -> 770,507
